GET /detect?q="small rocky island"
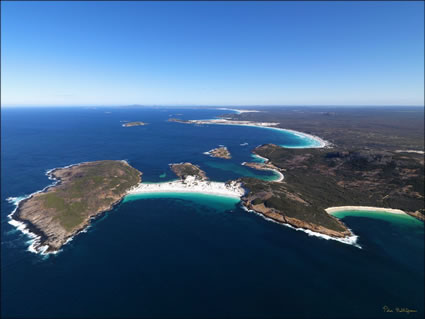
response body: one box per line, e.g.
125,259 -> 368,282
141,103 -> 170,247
12,160 -> 142,253
168,118 -> 187,124
122,121 -> 147,127
205,146 -> 232,159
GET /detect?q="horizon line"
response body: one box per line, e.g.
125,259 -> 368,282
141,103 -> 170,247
2,104 -> 425,108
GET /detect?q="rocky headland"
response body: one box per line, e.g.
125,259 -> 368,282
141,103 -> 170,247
240,144 -> 424,235
10,160 -> 142,254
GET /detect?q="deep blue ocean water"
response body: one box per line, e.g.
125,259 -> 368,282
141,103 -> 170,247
1,107 -> 424,318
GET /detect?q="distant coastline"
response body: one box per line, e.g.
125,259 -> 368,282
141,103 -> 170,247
170,118 -> 330,148
214,108 -> 261,114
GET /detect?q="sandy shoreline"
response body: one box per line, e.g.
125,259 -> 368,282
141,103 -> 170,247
395,150 -> 424,154
326,206 -> 407,215
127,176 -> 245,199
265,169 -> 284,182
241,162 -> 284,182
187,119 -> 330,148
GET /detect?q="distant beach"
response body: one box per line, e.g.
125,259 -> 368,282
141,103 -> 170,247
187,118 -> 329,148
214,108 -> 261,114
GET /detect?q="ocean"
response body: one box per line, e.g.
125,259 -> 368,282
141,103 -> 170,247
1,107 -> 423,318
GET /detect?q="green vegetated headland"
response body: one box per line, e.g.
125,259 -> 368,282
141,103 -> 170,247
241,143 -> 424,235
14,160 -> 142,252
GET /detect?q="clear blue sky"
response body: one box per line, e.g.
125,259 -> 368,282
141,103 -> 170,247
1,1 -> 424,106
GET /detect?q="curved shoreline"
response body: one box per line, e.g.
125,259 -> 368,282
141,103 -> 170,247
6,160 -> 134,256
326,206 -> 407,216
241,206 -> 361,248
241,162 -> 284,182
185,119 -> 330,148
126,176 -> 245,199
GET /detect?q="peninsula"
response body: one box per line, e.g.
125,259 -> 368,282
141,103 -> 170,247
204,146 -> 232,159
241,144 -> 424,234
122,121 -> 147,127
10,160 -> 142,254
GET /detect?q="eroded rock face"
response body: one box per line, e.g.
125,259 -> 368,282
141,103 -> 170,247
13,160 -> 142,253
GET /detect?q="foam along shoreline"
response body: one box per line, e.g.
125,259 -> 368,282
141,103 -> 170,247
7,194 -> 54,255
6,160 -> 132,256
6,165 -> 67,255
326,206 -> 407,216
186,119 -> 329,148
251,154 -> 267,163
127,177 -> 358,247
241,206 -> 361,248
126,175 -> 245,199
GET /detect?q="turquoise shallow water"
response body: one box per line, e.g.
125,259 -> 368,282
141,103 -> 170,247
251,153 -> 267,163
1,107 -> 424,318
331,210 -> 423,227
124,192 -> 241,212
259,126 -> 323,148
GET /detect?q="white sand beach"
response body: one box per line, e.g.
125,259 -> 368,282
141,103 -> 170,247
187,119 -> 329,148
241,162 -> 284,182
326,206 -> 407,215
127,176 -> 245,198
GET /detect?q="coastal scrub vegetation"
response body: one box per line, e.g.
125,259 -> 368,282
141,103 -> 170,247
242,144 -> 424,229
15,161 -> 142,250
